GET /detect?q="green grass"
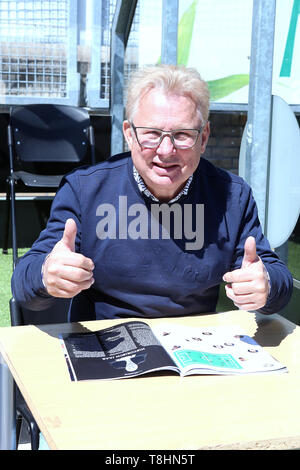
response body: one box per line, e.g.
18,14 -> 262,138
0,248 -> 28,327
288,238 -> 300,280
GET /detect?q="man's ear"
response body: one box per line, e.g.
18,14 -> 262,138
200,121 -> 210,154
123,120 -> 133,149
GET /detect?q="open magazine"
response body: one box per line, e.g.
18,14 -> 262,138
59,321 -> 287,381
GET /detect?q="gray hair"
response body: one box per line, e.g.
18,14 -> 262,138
125,64 -> 210,123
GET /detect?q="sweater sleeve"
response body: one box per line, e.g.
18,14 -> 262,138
231,181 -> 293,314
11,173 -> 82,311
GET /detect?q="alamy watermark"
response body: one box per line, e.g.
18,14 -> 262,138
96,196 -> 204,250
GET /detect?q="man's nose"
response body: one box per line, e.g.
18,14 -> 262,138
156,134 -> 175,153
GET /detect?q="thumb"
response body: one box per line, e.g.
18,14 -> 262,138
242,236 -> 259,268
60,218 -> 77,252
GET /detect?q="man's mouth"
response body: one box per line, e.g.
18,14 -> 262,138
152,162 -> 179,170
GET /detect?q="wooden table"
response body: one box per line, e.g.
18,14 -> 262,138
1,310 -> 300,450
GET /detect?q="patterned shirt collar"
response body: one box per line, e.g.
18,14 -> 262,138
133,165 -> 193,203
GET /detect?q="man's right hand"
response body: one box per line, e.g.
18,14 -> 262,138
42,218 -> 95,298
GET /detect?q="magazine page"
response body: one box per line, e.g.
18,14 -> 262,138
60,321 -> 178,381
152,324 -> 287,376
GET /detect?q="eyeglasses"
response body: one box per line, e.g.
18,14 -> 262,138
130,122 -> 206,150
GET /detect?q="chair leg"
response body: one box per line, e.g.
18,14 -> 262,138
29,420 -> 40,450
9,177 -> 18,268
16,414 -> 40,450
15,383 -> 41,450
15,414 -> 23,448
2,182 -> 11,254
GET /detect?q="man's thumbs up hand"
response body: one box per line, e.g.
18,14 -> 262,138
223,236 -> 270,311
59,217 -> 77,252
42,218 -> 94,298
241,236 -> 260,268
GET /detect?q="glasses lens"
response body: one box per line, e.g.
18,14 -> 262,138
135,128 -> 161,148
172,130 -> 199,149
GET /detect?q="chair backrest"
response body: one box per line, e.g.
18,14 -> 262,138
10,296 -> 71,327
9,104 -> 95,172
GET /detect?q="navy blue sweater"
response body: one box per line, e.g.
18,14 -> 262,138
11,153 -> 293,321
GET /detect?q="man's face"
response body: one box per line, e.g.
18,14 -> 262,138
123,89 -> 210,201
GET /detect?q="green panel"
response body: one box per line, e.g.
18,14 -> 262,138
207,74 -> 249,101
177,0 -> 198,65
280,0 -> 300,77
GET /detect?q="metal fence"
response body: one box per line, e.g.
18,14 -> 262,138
87,0 -> 140,109
0,0 -> 141,108
0,0 -> 79,105
0,0 -> 152,109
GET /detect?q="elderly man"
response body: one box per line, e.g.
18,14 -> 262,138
11,64 -> 292,321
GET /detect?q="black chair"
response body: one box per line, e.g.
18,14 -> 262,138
3,104 -> 96,267
10,296 -> 71,450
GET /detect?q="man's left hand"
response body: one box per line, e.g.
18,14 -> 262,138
223,236 -> 270,311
